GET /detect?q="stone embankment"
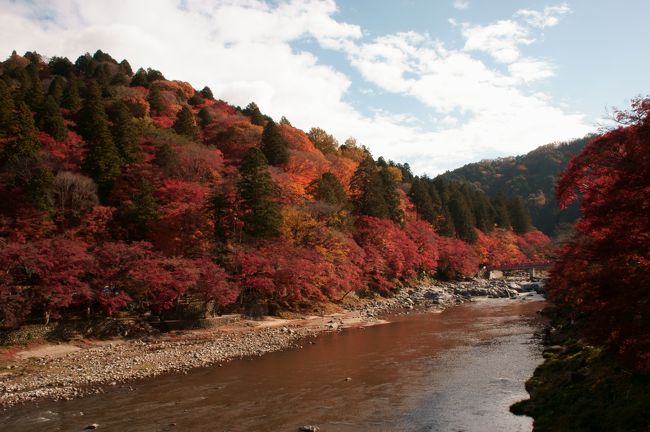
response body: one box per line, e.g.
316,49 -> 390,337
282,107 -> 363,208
0,277 -> 544,408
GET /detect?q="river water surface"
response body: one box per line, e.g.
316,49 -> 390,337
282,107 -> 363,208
2,297 -> 546,432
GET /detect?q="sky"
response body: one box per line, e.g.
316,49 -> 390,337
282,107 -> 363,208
1,0 -> 648,175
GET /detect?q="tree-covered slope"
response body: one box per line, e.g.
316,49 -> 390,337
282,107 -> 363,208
440,137 -> 593,236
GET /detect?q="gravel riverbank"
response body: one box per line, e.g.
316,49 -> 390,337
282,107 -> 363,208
0,277 -> 544,408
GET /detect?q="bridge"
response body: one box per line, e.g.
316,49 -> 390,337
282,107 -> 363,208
482,261 -> 552,279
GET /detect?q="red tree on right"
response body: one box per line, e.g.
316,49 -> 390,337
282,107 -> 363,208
548,97 -> 650,370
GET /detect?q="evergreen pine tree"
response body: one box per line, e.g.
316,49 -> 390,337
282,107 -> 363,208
508,195 -> 533,234
79,82 -> 122,198
130,68 -> 149,88
38,95 -> 67,141
0,80 -> 14,134
47,76 -> 66,104
200,86 -> 214,100
350,155 -> 389,218
238,147 -> 282,237
119,59 -> 133,76
449,193 -> 477,243
491,192 -> 511,229
409,177 -> 437,224
61,76 -> 81,111
122,179 -> 159,240
260,120 -> 289,166
2,102 -> 40,163
198,107 -> 212,127
24,63 -> 44,111
308,172 -> 348,208
243,102 -> 265,126
147,85 -> 164,115
110,101 -> 141,163
172,106 -> 198,139
380,167 -> 403,223
48,56 -> 74,77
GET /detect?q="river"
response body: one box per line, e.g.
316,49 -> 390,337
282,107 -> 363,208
1,297 -> 546,432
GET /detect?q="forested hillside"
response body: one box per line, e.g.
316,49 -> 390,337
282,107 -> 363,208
0,50 -> 552,327
441,137 -> 592,236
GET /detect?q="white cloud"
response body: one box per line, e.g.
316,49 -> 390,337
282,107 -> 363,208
515,3 -> 571,28
461,19 -> 533,63
0,0 -> 589,175
453,0 -> 469,10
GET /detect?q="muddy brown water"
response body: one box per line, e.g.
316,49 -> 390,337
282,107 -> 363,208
1,297 -> 546,432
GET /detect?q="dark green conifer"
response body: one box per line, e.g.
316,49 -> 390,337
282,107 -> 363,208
61,76 -> 81,111
188,93 -> 204,106
130,68 -> 149,88
260,120 -> 289,166
24,63 -> 44,111
0,80 -> 14,134
122,180 -> 158,240
243,102 -> 265,126
449,193 -> 477,243
200,86 -> 214,100
509,195 -> 533,234
492,192 -> 511,229
146,68 -> 165,82
147,85 -> 164,115
172,106 -> 198,139
238,147 -> 282,237
119,59 -> 133,76
48,56 -> 73,77
308,172 -> 348,208
350,155 -> 389,219
409,177 -> 437,224
47,76 -> 66,103
380,168 -> 403,223
198,107 -> 213,127
79,82 -> 122,198
39,95 -> 67,141
2,102 -> 40,163
110,101 -> 141,163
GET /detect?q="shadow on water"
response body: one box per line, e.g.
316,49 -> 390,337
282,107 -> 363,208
1,298 -> 547,432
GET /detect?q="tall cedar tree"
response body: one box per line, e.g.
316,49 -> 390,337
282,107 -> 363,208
200,86 -> 214,100
38,95 -> 67,141
198,107 -> 212,127
24,63 -> 44,112
380,168 -> 403,223
147,85 -> 164,115
260,120 -> 289,166
308,172 -> 348,208
491,192 -> 511,229
409,177 -> 437,224
121,180 -> 159,240
508,196 -> 533,233
61,75 -> 81,111
110,101 -> 141,163
243,102 -> 265,126
2,102 -> 40,163
130,68 -> 149,88
172,106 -> 198,139
0,79 -> 14,133
78,82 -> 122,198
350,155 -> 389,219
238,147 -> 282,237
448,194 -> 477,243
47,76 -> 66,104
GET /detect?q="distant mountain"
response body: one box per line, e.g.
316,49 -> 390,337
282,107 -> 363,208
439,137 -> 593,236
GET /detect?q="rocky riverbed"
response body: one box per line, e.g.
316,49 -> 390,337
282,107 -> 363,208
0,277 -> 544,408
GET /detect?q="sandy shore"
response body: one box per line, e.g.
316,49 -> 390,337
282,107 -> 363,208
0,277 -> 542,408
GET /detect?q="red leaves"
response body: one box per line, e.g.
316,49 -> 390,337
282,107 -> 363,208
0,238 -> 93,325
549,96 -> 650,370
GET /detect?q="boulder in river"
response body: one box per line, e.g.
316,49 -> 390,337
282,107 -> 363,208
299,426 -> 320,431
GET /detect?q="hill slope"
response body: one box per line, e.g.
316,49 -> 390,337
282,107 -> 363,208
440,137 -> 593,236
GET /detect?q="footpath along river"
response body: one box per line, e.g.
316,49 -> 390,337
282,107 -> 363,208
1,296 -> 546,432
